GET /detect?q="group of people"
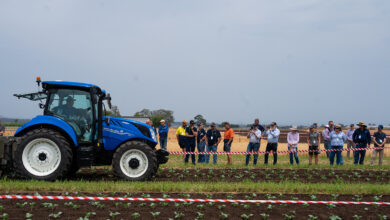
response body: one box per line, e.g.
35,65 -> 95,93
152,118 -> 387,166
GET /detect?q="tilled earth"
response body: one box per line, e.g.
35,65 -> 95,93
0,193 -> 389,220
62,168 -> 390,184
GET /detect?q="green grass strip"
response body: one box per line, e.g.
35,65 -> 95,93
1,180 -> 389,195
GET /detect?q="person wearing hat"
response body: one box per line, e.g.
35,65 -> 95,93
352,122 -> 371,165
307,124 -> 321,165
176,120 -> 188,157
196,123 -> 207,163
345,124 -> 356,159
223,122 -> 235,165
205,122 -> 221,165
329,124 -> 346,165
322,121 -> 335,158
158,120 -> 169,151
287,126 -> 300,165
185,120 -> 198,165
371,125 -> 386,165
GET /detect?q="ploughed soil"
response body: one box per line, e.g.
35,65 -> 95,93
0,192 -> 389,220
64,168 -> 390,184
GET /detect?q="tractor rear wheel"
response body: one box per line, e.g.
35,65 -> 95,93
112,141 -> 157,181
14,128 -> 73,181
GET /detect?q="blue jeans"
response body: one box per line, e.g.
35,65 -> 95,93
329,146 -> 343,165
354,145 -> 367,165
206,145 -> 217,164
159,137 -> 167,150
246,143 -> 260,166
197,141 -> 206,163
185,142 -> 196,164
324,140 -> 330,158
288,144 -> 299,165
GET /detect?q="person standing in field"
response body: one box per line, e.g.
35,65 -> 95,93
329,124 -> 346,165
323,121 -> 335,158
176,120 -> 188,157
158,120 -> 169,151
185,120 -> 198,165
287,126 -> 300,165
205,122 -> 221,165
223,122 -> 234,165
346,124 -> 356,159
146,120 -> 157,138
197,123 -> 207,163
251,118 -> 265,132
371,125 -> 386,165
307,125 -> 321,165
246,124 -> 261,166
322,125 -> 329,158
0,120 -> 5,136
264,122 -> 280,165
352,122 -> 371,165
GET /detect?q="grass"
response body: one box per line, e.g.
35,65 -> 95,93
1,180 -> 389,195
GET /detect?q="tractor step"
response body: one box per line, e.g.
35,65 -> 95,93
0,136 -> 18,177
77,145 -> 95,168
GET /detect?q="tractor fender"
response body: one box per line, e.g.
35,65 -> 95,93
14,115 -> 78,146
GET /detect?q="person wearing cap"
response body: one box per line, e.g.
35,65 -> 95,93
346,124 -> 356,159
329,124 -> 346,165
158,120 -> 169,151
264,122 -> 280,165
371,125 -> 386,165
185,120 -> 198,165
251,119 -> 265,132
246,124 -> 261,166
223,122 -> 235,165
205,122 -> 221,165
352,122 -> 371,165
287,126 -> 300,165
176,120 -> 188,156
307,125 -> 321,165
197,123 -> 207,163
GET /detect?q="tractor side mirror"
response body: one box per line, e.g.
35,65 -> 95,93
106,93 -> 112,109
39,103 -> 45,109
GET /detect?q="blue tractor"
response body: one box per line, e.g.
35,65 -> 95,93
1,78 -> 168,181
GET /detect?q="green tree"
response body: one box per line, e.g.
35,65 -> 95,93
133,108 -> 175,125
194,114 -> 207,125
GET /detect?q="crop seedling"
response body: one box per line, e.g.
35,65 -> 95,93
1,213 -> 8,220
109,211 -> 120,219
151,212 -> 160,218
283,214 -> 295,220
267,204 -> 273,210
131,212 -> 140,219
327,203 -> 336,208
114,202 -> 120,207
260,213 -> 270,220
139,203 -> 146,207
353,195 -> 362,202
352,215 -> 362,220
174,203 -> 181,208
123,202 -> 131,208
150,203 -> 157,208
197,212 -> 205,219
308,215 -> 318,220
329,216 -> 342,220
220,212 -> 229,219
25,213 -> 33,220
91,201 -> 105,209
42,202 -> 58,210
331,194 -> 339,200
241,213 -> 254,220
207,202 -> 214,207
303,203 -> 310,207
373,195 -> 383,201
217,204 -> 226,210
243,204 -> 251,209
309,195 -> 317,200
377,214 -> 387,220
174,211 -> 185,219
0,205 -> 3,212
49,212 -> 63,219
197,204 -> 205,210
16,202 -> 28,208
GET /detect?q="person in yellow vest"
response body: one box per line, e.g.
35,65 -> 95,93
176,120 -> 188,158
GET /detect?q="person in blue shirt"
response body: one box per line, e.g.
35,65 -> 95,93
185,120 -> 198,165
158,120 -> 169,151
329,124 -> 346,165
352,121 -> 371,165
196,123 -> 207,163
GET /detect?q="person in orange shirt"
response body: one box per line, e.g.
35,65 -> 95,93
223,122 -> 235,165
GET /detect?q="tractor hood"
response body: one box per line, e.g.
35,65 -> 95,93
103,116 -> 157,144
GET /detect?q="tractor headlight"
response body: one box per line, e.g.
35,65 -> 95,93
150,128 -> 157,142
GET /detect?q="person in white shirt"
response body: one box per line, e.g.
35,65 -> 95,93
245,125 -> 261,166
287,126 -> 300,165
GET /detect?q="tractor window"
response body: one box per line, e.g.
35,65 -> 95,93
46,89 -> 94,143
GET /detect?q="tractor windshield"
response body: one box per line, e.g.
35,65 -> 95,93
46,89 -> 94,143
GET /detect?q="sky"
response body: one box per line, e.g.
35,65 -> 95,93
0,0 -> 389,125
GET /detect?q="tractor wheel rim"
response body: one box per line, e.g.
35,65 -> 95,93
120,149 -> 149,178
22,138 -> 62,177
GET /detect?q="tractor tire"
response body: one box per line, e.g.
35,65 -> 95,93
14,128 -> 73,181
112,141 -> 157,181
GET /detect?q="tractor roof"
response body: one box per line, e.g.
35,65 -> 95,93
43,81 -> 101,89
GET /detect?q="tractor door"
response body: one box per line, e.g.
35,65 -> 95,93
45,89 -> 95,144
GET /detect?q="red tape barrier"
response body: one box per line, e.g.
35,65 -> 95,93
0,195 -> 389,206
168,147 -> 389,155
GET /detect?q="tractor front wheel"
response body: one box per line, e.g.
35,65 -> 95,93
14,128 -> 73,181
112,141 -> 157,181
